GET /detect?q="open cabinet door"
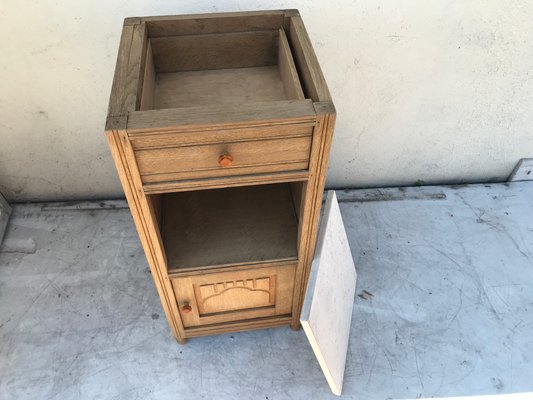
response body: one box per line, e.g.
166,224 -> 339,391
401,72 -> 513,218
301,191 -> 357,396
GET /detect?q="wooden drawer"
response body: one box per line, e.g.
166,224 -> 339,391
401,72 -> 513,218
130,124 -> 313,184
171,264 -> 296,328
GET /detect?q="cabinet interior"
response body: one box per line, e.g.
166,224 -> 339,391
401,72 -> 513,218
148,182 -> 305,273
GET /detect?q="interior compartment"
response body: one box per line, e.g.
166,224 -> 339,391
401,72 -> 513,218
139,28 -> 304,110
150,182 -> 304,272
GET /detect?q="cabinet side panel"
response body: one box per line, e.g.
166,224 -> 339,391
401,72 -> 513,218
105,129 -> 186,342
139,40 -> 155,111
278,28 -> 305,100
108,23 -> 147,117
287,16 -> 331,102
291,103 -> 336,328
108,25 -> 134,117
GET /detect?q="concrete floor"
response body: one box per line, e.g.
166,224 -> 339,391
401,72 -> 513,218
0,182 -> 532,399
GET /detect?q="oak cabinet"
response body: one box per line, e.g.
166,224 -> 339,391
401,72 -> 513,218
105,10 -> 335,344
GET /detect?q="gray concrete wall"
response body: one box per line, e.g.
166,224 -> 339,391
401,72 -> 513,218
1,1 -> 532,201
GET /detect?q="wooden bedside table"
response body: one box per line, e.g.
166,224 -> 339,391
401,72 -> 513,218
105,10 -> 335,344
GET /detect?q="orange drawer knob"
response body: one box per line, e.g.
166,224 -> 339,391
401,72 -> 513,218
181,303 -> 192,314
218,154 -> 234,167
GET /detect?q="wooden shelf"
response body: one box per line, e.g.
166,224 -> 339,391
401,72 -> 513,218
161,183 -> 299,272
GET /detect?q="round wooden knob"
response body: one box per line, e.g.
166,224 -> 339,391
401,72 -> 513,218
218,153 -> 234,167
181,303 -> 192,314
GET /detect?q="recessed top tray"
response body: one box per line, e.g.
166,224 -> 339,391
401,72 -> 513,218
139,29 -> 304,110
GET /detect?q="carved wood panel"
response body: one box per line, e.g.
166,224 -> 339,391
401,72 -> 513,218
195,277 -> 276,315
171,264 -> 296,327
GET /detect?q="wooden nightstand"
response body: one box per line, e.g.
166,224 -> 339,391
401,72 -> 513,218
105,10 -> 335,344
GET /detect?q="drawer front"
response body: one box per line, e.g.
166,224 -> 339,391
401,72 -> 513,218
171,264 -> 296,327
130,125 -> 313,184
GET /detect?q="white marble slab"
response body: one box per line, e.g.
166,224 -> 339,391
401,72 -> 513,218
301,190 -> 357,396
